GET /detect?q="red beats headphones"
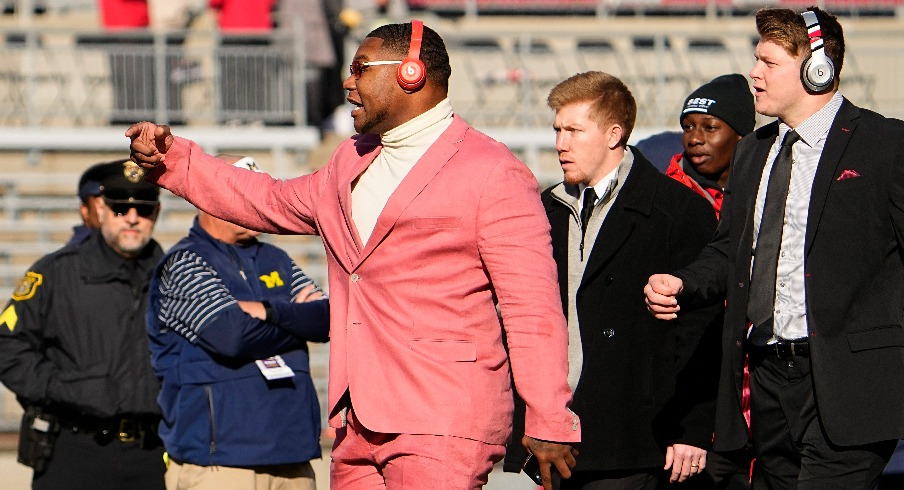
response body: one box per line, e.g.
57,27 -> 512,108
397,20 -> 426,91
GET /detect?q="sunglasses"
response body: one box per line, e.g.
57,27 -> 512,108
349,59 -> 402,78
104,199 -> 157,218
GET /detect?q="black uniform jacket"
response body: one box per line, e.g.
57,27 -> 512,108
505,149 -> 723,472
676,99 -> 904,451
0,230 -> 164,418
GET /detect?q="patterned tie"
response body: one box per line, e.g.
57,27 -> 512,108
747,131 -> 801,345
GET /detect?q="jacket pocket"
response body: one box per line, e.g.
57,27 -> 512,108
409,338 -> 477,362
412,217 -> 462,229
846,325 -> 904,352
205,386 -> 217,459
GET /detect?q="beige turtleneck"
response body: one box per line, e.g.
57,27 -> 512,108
351,98 -> 454,244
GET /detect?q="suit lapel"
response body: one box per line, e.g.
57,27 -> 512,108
738,125 -> 779,267
581,149 -> 654,288
582,211 -> 634,289
546,199 -> 571,308
355,118 -> 466,266
336,135 -> 381,264
805,99 -> 859,255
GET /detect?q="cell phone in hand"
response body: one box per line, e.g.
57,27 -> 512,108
522,453 -> 560,488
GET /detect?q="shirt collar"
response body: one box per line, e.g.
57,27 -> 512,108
381,98 -> 454,146
779,91 -> 844,147
556,148 -> 634,207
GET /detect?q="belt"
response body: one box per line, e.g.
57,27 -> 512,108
57,413 -> 157,443
749,339 -> 810,359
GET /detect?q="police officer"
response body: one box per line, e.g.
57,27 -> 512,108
0,159 -> 166,490
67,160 -> 112,246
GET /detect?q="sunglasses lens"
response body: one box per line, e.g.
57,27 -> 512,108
350,61 -> 362,78
109,202 -> 155,218
134,204 -> 156,217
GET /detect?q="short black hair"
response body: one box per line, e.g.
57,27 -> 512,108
367,22 -> 452,90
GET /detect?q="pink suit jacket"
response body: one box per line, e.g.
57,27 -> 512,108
148,116 -> 580,445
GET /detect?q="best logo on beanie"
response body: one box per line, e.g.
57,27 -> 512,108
683,97 -> 716,114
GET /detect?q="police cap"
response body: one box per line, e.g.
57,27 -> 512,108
77,161 -> 116,203
98,159 -> 160,203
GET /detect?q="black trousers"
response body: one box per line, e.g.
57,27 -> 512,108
562,467 -> 728,490
32,426 -> 165,490
748,349 -> 896,490
704,449 -> 753,490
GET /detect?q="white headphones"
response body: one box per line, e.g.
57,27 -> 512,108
800,10 -> 835,93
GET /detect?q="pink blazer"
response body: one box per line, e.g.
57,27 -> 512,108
148,116 -> 580,445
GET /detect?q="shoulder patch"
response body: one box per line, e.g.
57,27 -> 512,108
11,272 -> 43,301
0,305 -> 17,331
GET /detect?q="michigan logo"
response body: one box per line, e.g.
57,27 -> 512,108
11,272 -> 43,301
259,272 -> 284,289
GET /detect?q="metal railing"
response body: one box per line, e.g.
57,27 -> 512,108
2,19 -> 903,130
0,28 -> 310,127
407,0 -> 904,17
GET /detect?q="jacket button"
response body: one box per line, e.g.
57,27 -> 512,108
351,273 -> 360,282
605,275 -> 613,284
738,282 -> 745,288
603,329 -> 615,338
735,340 -> 742,347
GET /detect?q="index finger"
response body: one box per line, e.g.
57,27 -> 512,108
130,137 -> 157,156
646,280 -> 678,300
550,453 -> 574,480
644,284 -> 678,307
125,121 -> 154,140
539,461 -> 554,490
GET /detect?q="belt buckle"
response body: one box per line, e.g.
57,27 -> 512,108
773,340 -> 804,359
118,418 -> 138,443
771,342 -> 788,359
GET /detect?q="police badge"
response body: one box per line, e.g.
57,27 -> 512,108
122,161 -> 145,184
12,272 -> 43,301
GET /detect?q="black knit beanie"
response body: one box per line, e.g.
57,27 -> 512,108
680,74 -> 755,136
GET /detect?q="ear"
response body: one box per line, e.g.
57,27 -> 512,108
607,124 -> 624,150
92,196 -> 107,221
78,202 -> 90,222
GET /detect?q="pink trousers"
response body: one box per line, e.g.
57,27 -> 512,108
330,407 -> 506,489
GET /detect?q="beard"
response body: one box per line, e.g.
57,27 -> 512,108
356,106 -> 390,135
563,169 -> 590,186
102,228 -> 151,258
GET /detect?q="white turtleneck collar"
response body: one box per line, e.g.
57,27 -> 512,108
381,97 -> 454,150
351,98 -> 455,245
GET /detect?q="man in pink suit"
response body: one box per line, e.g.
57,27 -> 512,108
127,21 -> 579,489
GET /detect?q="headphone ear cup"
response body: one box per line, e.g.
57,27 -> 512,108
801,52 -> 835,92
397,58 -> 426,91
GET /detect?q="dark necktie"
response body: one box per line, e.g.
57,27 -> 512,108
747,130 -> 800,345
580,187 -> 598,235
579,187 -> 598,260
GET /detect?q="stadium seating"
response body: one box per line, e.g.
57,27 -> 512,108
0,1 -> 902,435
